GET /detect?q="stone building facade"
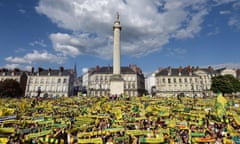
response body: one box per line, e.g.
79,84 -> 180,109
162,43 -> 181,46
0,68 -> 27,96
155,66 -> 218,97
88,65 -> 145,97
25,67 -> 76,97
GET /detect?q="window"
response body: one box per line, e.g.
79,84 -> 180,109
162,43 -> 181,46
184,78 -> 187,83
132,77 -> 136,81
190,78 -> 192,83
173,78 -> 176,83
46,78 -> 50,84
29,86 -> 33,91
40,78 -> 44,84
132,83 -> 135,88
63,78 -> 67,83
52,86 -> 55,92
179,78 -> 182,83
195,78 -> 198,83
162,78 -> 165,83
46,86 -> 50,92
63,86 -> 67,92
58,78 -> 61,83
168,78 -> 171,84
30,78 -> 33,84
57,86 -> 62,92
41,86 -> 45,91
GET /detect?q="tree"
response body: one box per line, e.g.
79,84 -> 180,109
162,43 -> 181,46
0,79 -> 23,98
211,75 -> 240,95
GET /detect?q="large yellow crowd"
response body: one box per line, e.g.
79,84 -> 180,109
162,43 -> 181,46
0,94 -> 240,144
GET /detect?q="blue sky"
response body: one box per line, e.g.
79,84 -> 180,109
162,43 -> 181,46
0,0 -> 240,76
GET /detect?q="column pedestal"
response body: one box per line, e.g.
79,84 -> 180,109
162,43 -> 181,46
110,74 -> 124,95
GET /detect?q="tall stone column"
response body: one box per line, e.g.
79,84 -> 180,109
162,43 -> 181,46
110,12 -> 124,95
113,13 -> 121,75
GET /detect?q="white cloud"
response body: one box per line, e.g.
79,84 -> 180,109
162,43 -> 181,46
15,48 -> 26,53
36,0 -> 212,58
29,40 -> 47,47
228,16 -> 240,29
207,27 -> 220,36
3,64 -> 32,71
205,63 -> 240,69
166,48 -> 187,57
233,1 -> 240,9
5,56 -> 31,64
5,50 -> 65,65
18,9 -> 26,14
3,64 -> 21,70
219,10 -> 231,15
82,68 -> 89,74
213,0 -> 237,5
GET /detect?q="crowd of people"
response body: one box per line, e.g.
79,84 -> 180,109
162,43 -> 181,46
0,94 -> 240,143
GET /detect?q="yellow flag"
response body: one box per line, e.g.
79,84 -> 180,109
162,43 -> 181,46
216,93 -> 227,118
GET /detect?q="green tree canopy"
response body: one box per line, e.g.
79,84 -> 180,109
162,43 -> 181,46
211,75 -> 240,95
0,79 -> 23,98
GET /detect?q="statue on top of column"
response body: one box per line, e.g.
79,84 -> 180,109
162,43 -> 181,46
115,12 -> 120,21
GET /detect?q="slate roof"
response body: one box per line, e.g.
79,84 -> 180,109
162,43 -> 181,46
91,66 -> 144,78
0,69 -> 25,76
156,68 -> 198,77
29,68 -> 74,76
92,66 -> 136,74
199,68 -> 218,74
156,66 -> 220,77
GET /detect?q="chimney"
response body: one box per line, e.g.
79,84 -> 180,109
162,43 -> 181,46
59,66 -> 64,76
59,66 -> 64,72
48,68 -> 52,76
2,68 -> 7,72
208,66 -> 213,71
38,67 -> 43,72
129,64 -> 138,73
31,67 -> 34,73
192,66 -> 195,70
158,67 -> 163,72
187,66 -> 192,76
168,66 -> 171,76
107,65 -> 111,73
178,66 -> 182,76
96,65 -> 100,71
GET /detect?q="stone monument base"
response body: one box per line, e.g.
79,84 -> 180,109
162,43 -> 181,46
110,74 -> 124,95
